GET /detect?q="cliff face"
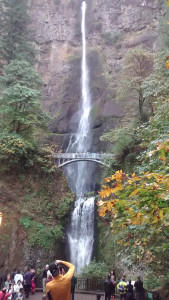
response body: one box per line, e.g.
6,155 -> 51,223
0,169 -> 73,272
28,0 -> 162,149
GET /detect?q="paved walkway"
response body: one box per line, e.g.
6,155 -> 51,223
31,292 -> 100,300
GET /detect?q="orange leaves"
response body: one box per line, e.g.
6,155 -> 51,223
130,212 -> 144,226
98,168 -> 169,230
132,173 -> 141,181
97,199 -> 118,218
166,60 -> 169,69
99,187 -> 113,198
99,170 -> 126,199
98,137 -> 169,240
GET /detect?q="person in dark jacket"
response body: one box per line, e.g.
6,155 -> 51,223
104,275 -> 113,300
11,269 -> 17,283
42,265 -> 49,294
23,269 -> 33,298
126,280 -> 133,300
71,275 -> 77,300
134,277 -> 144,300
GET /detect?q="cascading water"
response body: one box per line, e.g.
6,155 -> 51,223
65,1 -> 95,273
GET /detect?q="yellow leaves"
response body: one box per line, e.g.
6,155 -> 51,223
166,60 -> 169,69
132,172 -> 141,181
99,184 -> 123,198
117,239 -> 123,245
115,170 -> 124,181
112,183 -> 123,193
124,242 -> 130,246
98,146 -> 169,228
152,216 -> 159,224
99,187 -> 113,198
97,199 -> 118,218
159,209 -> 164,220
100,170 -> 125,199
129,188 -> 139,197
105,177 -> 111,183
130,211 -> 144,225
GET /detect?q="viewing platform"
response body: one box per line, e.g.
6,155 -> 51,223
53,152 -> 114,168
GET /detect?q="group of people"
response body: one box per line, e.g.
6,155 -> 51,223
0,262 -> 145,300
0,268 -> 36,300
104,271 -> 144,300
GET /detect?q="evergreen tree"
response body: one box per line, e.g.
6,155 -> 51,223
0,60 -> 49,137
0,0 -> 35,63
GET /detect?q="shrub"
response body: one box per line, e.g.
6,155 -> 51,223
103,32 -> 123,46
19,217 -> 63,250
0,132 -> 35,170
55,195 -> 74,224
80,258 -> 109,278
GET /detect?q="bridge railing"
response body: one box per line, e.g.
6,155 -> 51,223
76,278 -> 104,291
35,276 -> 105,291
53,153 -> 114,160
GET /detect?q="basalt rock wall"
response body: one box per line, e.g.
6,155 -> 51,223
28,0 -> 162,150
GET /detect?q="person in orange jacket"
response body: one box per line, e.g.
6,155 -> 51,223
46,260 -> 75,300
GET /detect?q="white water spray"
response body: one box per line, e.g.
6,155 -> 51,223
66,1 -> 95,273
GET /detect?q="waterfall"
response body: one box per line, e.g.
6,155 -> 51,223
65,1 -> 95,273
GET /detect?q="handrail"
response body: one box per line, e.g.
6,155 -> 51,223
53,152 -> 114,168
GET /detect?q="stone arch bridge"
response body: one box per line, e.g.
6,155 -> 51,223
53,152 -> 114,168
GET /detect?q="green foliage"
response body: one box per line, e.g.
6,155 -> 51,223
103,31 -> 123,47
55,196 -> 73,223
98,98 -> 169,279
0,132 -> 35,170
0,60 -> 49,137
0,60 -> 52,171
100,125 -> 137,157
96,218 -> 116,268
143,51 -> 169,113
0,132 -> 57,173
0,0 -> 35,63
19,216 -> 32,228
158,0 -> 169,49
100,121 -> 139,172
80,258 -> 109,278
117,48 -> 154,119
19,216 -> 63,250
144,271 -> 169,290
136,99 -> 169,174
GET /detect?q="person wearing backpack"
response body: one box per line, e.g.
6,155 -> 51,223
117,278 -> 127,300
